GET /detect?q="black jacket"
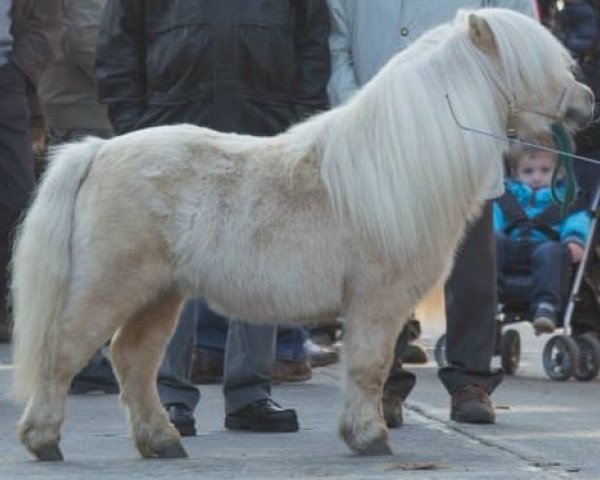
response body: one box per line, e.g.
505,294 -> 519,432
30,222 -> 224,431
95,0 -> 331,135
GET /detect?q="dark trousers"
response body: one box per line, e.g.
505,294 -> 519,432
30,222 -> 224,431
195,301 -> 308,362
495,233 -> 570,312
391,202 -> 503,397
157,298 -> 280,414
0,62 -> 34,324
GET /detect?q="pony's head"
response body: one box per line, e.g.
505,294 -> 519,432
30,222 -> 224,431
464,8 -> 593,140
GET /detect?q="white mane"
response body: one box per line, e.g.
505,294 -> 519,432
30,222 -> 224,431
284,8 -> 575,268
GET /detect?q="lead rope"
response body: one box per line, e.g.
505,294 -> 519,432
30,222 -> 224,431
550,123 -> 578,215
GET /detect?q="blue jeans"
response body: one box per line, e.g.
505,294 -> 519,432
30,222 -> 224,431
195,301 -> 308,362
495,232 -> 570,312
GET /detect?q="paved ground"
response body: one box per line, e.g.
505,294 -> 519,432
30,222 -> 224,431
0,294 -> 598,479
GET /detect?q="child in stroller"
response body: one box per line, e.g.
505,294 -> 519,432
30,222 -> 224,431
435,134 -> 600,381
494,134 -> 591,335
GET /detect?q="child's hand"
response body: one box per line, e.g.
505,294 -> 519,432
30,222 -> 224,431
567,242 -> 584,263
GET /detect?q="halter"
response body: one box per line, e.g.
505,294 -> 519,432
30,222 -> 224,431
465,43 -> 576,139
450,45 -> 582,209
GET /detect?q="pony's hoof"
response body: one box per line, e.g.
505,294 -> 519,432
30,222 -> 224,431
154,441 -> 188,459
361,439 -> 393,456
32,443 -> 64,461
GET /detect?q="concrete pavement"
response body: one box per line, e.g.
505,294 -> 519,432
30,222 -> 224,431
0,313 -> 599,479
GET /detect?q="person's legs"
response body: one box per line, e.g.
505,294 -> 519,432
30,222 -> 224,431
157,299 -> 201,436
382,327 -> 416,428
494,231 -> 509,301
530,241 -> 569,333
439,201 -> 503,423
223,320 -> 298,432
191,301 -> 228,383
0,63 -> 34,343
69,349 -> 119,394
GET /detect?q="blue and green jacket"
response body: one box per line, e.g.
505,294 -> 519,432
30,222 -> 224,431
493,179 -> 591,246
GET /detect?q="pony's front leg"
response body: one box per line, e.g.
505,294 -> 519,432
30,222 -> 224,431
340,292 -> 409,455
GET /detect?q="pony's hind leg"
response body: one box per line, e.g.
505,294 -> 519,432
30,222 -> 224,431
339,287 -> 410,455
17,298 -> 128,461
110,290 -> 186,459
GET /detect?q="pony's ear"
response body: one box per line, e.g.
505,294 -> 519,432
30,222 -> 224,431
468,14 -> 498,58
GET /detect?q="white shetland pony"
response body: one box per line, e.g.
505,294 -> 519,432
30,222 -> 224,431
12,9 -> 592,461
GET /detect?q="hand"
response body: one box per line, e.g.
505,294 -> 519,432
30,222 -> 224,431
567,242 -> 584,264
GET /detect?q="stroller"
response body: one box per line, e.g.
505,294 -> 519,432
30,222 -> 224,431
434,158 -> 600,382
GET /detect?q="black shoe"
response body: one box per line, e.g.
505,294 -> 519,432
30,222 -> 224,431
69,357 -> 119,394
225,399 -> 299,432
166,403 -> 197,437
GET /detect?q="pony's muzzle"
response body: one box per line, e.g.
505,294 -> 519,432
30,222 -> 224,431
564,84 -> 594,129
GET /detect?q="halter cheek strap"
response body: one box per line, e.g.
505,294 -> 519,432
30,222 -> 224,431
465,44 -> 521,138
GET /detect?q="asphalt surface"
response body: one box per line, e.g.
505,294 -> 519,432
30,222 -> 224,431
0,301 -> 598,479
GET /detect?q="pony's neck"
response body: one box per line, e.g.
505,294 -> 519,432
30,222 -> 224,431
309,37 -> 506,264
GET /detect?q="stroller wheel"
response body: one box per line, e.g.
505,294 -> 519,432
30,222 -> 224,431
573,333 -> 600,381
500,329 -> 520,375
543,335 -> 580,381
434,334 -> 448,368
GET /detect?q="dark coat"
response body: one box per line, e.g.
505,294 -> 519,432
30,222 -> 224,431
559,0 -> 599,57
95,0 -> 331,135
10,0 -> 62,87
557,1 -> 600,153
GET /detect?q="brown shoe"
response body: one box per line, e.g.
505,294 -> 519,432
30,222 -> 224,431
304,339 -> 339,368
400,343 -> 428,364
272,358 -> 312,384
450,385 -> 495,424
190,349 -> 223,384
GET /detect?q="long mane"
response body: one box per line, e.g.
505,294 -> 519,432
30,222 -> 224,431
283,8 -> 575,269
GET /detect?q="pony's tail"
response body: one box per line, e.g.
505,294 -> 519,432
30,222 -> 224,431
11,137 -> 105,402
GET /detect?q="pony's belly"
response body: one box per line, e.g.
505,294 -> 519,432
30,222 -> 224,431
189,243 -> 346,322
202,266 -> 344,322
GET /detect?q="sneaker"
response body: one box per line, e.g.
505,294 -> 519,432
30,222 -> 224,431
532,306 -> 557,335
190,348 -> 223,384
272,358 -> 312,384
304,339 -> 339,367
450,385 -> 495,424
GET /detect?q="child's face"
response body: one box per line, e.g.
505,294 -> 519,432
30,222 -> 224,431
515,151 -> 556,189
